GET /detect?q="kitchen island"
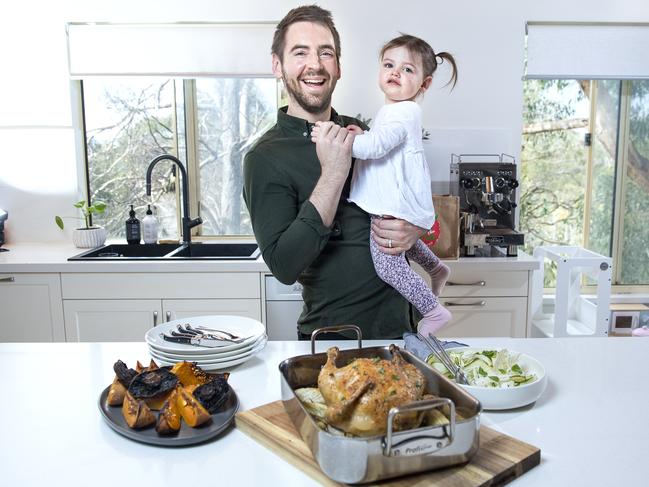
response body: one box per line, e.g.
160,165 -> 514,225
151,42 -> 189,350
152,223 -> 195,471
1,337 -> 645,486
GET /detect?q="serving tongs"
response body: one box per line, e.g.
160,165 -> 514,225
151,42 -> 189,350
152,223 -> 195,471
416,333 -> 469,385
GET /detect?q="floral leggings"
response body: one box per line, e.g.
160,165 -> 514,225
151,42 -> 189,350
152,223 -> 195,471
369,216 -> 440,315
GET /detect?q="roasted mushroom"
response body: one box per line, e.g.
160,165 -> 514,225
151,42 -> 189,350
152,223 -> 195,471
194,376 -> 230,413
113,360 -> 138,387
128,368 -> 179,411
128,368 -> 179,399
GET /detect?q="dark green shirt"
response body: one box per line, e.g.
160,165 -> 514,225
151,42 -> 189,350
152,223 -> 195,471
243,107 -> 413,339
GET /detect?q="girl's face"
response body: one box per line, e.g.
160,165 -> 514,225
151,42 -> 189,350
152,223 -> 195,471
379,46 -> 431,104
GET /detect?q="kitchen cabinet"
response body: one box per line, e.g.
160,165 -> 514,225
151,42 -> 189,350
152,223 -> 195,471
0,273 -> 65,342
61,272 -> 262,342
413,264 -> 532,337
64,299 -> 162,342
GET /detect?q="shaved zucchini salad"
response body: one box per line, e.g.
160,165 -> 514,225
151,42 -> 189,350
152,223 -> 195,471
426,349 -> 537,388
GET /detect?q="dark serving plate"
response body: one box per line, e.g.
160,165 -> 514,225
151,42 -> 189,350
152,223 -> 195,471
98,386 -> 239,446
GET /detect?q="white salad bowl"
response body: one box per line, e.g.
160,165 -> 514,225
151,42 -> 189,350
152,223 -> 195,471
443,347 -> 547,411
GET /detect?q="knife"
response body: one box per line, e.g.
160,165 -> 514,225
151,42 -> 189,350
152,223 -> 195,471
161,332 -> 231,348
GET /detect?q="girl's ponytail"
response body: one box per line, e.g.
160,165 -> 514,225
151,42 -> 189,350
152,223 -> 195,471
435,51 -> 458,89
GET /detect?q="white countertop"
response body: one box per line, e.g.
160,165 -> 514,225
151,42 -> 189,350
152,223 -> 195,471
1,337 -> 645,486
0,242 -> 539,273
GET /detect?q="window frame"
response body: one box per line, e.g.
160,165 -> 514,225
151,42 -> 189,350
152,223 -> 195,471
74,76 -> 279,241
526,79 -> 649,293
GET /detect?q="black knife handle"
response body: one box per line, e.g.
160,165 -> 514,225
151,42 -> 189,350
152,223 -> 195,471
162,334 -> 192,345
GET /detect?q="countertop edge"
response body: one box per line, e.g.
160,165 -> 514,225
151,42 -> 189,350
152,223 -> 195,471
0,243 -> 540,273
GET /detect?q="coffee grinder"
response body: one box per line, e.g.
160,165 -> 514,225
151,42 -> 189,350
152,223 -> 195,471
450,154 -> 524,256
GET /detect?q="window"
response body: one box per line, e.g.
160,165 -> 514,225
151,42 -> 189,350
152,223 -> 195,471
82,77 -> 279,240
520,79 -> 649,287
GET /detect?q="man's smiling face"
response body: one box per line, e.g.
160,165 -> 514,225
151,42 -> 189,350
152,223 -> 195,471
273,21 -> 340,122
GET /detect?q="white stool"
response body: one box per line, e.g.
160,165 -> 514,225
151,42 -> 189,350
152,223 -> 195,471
531,246 -> 612,337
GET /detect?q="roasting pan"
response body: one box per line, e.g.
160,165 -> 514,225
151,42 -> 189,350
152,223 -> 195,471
279,327 -> 482,484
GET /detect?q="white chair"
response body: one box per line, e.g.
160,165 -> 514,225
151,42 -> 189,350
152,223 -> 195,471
530,246 -> 612,337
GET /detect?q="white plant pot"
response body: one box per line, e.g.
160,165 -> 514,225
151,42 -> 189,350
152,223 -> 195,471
72,227 -> 107,248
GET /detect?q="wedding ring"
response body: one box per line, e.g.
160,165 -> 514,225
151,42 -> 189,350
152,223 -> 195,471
388,239 -> 393,248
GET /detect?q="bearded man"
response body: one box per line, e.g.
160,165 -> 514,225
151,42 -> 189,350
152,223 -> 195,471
243,5 -> 425,340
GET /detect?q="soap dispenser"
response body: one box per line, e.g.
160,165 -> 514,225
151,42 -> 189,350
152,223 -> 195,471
126,205 -> 141,244
142,204 -> 159,244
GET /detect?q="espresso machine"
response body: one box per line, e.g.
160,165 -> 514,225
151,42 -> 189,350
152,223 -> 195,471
450,154 -> 524,257
0,209 -> 7,252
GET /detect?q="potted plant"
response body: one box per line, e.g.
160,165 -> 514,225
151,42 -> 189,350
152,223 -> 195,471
55,200 -> 108,248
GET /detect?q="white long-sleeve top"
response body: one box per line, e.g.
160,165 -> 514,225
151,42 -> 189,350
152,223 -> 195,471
349,101 -> 434,229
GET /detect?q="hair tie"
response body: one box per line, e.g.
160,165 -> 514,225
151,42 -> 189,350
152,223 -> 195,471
435,54 -> 444,64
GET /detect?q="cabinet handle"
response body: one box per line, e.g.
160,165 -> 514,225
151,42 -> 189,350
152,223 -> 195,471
0,276 -> 15,283
166,311 -> 171,322
444,300 -> 487,307
446,280 -> 486,287
153,311 -> 159,327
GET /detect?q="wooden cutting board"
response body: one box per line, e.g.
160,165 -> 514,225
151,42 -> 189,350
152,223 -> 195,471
235,401 -> 540,486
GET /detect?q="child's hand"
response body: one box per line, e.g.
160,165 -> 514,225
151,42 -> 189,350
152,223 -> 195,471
310,123 -> 323,143
346,124 -> 364,135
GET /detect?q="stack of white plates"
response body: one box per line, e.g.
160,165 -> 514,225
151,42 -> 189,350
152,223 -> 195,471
145,315 -> 267,371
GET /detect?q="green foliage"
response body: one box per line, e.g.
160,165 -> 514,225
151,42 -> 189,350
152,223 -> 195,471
520,79 -> 649,286
55,200 -> 107,230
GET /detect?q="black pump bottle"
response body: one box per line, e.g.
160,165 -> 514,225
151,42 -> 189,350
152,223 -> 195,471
126,205 -> 141,244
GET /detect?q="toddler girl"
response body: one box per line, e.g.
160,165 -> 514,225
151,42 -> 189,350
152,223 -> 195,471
312,34 -> 458,337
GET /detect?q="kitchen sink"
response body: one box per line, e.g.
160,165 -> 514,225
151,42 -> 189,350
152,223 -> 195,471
170,242 -> 260,259
68,242 -> 260,261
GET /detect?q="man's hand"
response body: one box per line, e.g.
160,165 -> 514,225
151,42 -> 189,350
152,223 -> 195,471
311,122 -> 363,142
371,216 -> 427,254
308,121 -> 356,227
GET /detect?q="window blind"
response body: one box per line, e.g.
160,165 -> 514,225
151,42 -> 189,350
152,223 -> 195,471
66,22 -> 277,77
525,22 -> 649,80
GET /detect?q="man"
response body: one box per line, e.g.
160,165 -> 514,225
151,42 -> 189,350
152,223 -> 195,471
243,5 -> 424,340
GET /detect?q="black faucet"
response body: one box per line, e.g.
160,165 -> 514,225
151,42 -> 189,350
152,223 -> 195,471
145,155 -> 202,245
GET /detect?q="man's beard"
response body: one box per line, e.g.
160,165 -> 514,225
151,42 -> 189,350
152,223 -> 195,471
282,68 -> 337,115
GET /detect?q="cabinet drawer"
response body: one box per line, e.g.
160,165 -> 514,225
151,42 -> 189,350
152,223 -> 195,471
163,299 -> 262,322
435,297 -> 528,338
441,270 -> 528,297
61,272 -> 260,299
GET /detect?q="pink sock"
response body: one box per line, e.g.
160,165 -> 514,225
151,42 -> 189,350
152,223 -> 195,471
417,304 -> 452,337
429,262 -> 450,297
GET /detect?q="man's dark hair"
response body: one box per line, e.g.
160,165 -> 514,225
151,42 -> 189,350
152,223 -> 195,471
271,5 -> 341,63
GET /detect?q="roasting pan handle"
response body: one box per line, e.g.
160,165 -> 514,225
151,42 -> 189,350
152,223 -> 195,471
383,398 -> 456,457
310,325 -> 363,354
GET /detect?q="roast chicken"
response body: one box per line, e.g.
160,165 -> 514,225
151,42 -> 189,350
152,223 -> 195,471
317,345 -> 426,436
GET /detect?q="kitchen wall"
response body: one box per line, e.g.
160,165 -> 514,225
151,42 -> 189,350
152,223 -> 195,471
1,0 -> 648,243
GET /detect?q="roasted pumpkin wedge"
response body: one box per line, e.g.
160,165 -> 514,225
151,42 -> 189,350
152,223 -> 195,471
155,389 -> 181,435
144,388 -> 175,411
122,391 -> 156,429
176,387 -> 211,427
170,361 -> 212,387
106,376 -> 127,406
